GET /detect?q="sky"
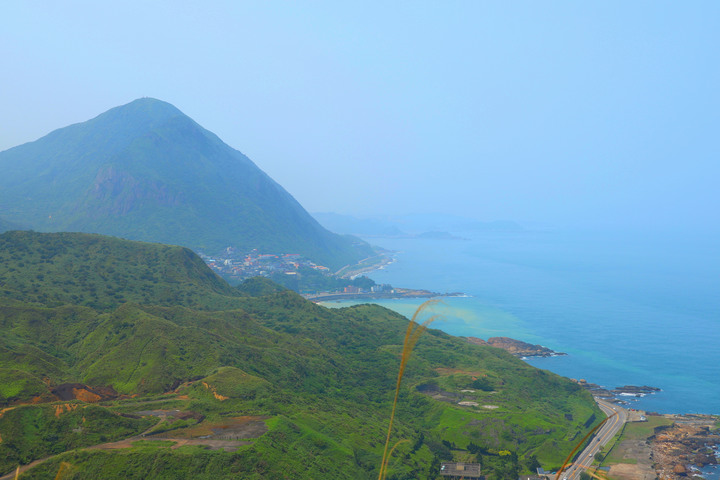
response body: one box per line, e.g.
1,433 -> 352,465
2,1 -> 719,232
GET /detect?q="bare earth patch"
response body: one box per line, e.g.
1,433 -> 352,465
83,415 -> 270,454
608,463 -> 656,480
168,438 -> 251,452
150,416 -> 269,441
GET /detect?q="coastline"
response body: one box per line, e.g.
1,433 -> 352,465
464,335 -> 566,358
316,295 -> 720,478
321,294 -> 720,415
331,236 -> 720,478
326,234 -> 719,416
306,287 -> 450,303
599,410 -> 720,480
334,251 -> 396,278
309,250 -> 462,303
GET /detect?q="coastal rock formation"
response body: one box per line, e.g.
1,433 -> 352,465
613,385 -> 661,395
651,416 -> 719,480
465,336 -> 565,357
575,380 -> 661,403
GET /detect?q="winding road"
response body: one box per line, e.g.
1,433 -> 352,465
560,398 -> 627,480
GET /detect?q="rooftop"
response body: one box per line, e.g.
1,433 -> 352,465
440,462 -> 483,478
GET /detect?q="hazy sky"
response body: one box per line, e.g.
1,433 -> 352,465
2,2 -> 718,231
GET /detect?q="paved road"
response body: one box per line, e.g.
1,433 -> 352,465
560,398 -> 627,480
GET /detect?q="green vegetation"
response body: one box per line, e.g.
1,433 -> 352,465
0,231 -> 603,479
602,416 -> 673,465
0,404 -> 154,473
269,265 -> 376,292
0,97 -> 374,270
0,230 -> 239,310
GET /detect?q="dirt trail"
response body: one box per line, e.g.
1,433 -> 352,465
0,415 -> 262,479
0,407 -> 16,419
0,419 -> 164,480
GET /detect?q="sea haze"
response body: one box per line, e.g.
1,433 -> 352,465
325,227 -> 720,415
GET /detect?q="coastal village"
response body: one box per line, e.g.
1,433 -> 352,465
199,248 -> 439,300
198,247 -> 331,284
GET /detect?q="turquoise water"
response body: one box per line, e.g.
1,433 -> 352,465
325,229 -> 720,414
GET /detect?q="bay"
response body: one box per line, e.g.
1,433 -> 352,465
323,228 -> 720,414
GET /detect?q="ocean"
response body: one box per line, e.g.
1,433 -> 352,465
323,228 -> 719,415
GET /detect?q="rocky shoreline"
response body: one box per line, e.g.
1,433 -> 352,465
575,379 -> 662,404
464,339 -> 719,480
464,336 -> 566,358
652,415 -> 719,480
605,413 -> 719,480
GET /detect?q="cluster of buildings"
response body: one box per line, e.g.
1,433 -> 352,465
342,284 -> 394,294
198,247 -> 329,283
199,247 -> 401,297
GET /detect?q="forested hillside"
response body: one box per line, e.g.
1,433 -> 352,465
0,231 -> 602,479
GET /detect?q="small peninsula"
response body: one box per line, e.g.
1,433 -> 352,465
464,336 -> 566,358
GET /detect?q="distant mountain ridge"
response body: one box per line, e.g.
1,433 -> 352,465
0,217 -> 23,233
0,98 -> 373,269
313,211 -> 522,238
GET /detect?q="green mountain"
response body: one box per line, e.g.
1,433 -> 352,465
0,232 -> 602,479
0,98 -> 372,270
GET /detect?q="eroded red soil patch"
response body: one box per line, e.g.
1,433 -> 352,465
51,383 -> 118,403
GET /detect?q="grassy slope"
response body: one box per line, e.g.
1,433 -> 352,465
0,230 -> 239,310
601,416 -> 673,466
0,232 -> 603,479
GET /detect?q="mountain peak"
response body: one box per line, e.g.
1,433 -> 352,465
88,97 -> 187,134
0,100 -> 374,269
109,97 -> 182,117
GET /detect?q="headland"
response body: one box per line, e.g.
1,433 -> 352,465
306,287 -> 457,303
